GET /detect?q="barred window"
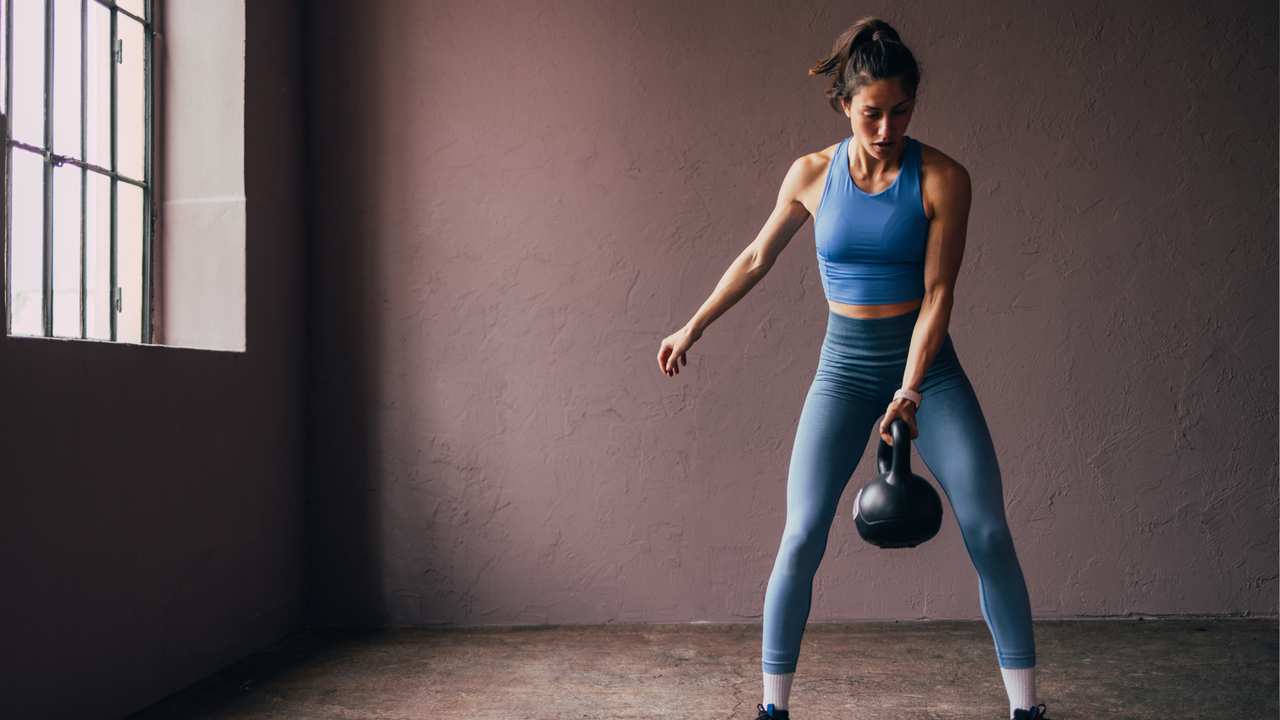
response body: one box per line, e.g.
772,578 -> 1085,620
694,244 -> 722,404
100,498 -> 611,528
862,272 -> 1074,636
6,0 -> 153,343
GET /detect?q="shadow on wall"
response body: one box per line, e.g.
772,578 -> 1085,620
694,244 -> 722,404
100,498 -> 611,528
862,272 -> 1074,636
303,0 -> 384,624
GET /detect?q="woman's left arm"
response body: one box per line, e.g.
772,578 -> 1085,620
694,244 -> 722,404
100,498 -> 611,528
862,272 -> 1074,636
879,157 -> 972,445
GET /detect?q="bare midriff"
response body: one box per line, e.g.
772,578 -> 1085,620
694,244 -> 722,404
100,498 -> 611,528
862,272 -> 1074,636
828,296 -> 923,319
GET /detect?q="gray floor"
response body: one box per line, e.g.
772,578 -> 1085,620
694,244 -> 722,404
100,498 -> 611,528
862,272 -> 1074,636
127,619 -> 1277,719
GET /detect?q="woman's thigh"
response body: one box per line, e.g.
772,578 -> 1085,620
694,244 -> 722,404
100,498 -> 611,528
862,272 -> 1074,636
913,344 -> 1008,531
784,377 -> 885,536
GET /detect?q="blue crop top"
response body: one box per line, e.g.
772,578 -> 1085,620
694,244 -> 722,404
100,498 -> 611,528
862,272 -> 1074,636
813,135 -> 929,305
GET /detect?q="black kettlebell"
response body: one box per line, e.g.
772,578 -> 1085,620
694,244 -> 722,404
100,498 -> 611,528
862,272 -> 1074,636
853,418 -> 944,548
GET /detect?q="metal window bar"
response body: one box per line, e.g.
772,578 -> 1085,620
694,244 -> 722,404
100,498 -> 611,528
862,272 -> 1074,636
108,3 -> 116,340
3,0 -> 10,338
41,0 -> 53,335
10,139 -> 145,188
141,0 -> 151,343
4,0 -> 151,341
42,0 -> 52,334
79,0 -> 86,338
93,0 -> 143,27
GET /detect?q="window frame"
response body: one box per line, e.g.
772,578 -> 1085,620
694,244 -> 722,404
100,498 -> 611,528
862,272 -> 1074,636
4,0 -> 154,343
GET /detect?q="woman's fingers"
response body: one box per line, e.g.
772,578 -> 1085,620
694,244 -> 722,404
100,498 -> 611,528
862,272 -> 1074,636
658,329 -> 695,377
880,402 -> 919,445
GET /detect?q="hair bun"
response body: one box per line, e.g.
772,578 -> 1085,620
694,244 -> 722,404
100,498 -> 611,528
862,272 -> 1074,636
808,17 -> 920,113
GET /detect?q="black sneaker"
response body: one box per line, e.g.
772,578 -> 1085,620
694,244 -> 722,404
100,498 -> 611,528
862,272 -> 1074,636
1012,705 -> 1051,720
755,703 -> 790,719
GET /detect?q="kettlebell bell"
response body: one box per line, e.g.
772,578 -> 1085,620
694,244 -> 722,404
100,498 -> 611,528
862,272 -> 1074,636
853,418 -> 944,548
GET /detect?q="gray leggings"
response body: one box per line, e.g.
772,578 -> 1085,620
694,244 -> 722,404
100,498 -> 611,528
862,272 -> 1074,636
761,309 -> 1036,674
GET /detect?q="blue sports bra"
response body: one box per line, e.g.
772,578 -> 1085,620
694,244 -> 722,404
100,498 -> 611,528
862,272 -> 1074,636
813,135 -> 929,305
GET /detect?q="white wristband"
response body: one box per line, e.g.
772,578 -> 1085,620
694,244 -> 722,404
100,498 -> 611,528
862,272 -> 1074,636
893,388 -> 921,408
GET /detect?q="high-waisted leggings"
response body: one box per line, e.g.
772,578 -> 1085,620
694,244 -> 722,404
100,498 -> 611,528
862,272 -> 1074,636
761,308 -> 1036,674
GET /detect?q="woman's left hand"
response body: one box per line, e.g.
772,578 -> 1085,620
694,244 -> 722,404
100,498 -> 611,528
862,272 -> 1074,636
879,398 -> 919,445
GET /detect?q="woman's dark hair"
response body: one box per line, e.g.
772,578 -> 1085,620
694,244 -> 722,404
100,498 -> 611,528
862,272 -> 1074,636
809,17 -> 922,113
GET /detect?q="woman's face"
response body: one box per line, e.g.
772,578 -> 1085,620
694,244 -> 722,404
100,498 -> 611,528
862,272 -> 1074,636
841,77 -> 915,160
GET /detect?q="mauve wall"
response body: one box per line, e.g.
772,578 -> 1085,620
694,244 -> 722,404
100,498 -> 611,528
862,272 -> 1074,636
0,2 -> 307,719
306,0 -> 1278,625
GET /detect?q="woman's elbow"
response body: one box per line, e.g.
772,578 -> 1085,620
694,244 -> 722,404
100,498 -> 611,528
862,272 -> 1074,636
921,285 -> 954,310
745,249 -> 775,276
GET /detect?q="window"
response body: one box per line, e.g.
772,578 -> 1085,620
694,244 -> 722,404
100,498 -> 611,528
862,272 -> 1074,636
5,0 -> 153,343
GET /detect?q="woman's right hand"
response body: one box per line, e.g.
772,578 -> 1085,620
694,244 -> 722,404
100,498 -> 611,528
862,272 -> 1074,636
657,324 -> 702,377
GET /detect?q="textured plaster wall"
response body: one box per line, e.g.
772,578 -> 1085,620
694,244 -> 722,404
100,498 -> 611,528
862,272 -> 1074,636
306,0 -> 1278,626
0,2 -> 308,719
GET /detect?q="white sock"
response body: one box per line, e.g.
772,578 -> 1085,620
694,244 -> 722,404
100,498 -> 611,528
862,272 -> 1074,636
762,671 -> 794,711
1000,666 -> 1036,717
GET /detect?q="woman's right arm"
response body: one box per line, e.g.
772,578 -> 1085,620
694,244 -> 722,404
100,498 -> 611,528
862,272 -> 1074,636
658,155 -> 821,377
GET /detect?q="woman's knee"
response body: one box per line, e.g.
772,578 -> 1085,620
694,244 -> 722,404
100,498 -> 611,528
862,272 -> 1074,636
960,520 -> 1017,569
776,525 -> 829,575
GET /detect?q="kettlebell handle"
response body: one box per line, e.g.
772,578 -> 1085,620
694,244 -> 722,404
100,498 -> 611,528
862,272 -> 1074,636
878,418 -> 912,485
890,418 -> 910,452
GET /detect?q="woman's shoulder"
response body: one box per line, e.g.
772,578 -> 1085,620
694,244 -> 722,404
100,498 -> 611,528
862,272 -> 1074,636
914,139 -> 972,219
915,139 -> 969,184
788,140 -> 843,183
780,141 -> 845,214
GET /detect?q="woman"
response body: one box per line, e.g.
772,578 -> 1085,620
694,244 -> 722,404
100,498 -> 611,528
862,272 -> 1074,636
656,18 -> 1051,720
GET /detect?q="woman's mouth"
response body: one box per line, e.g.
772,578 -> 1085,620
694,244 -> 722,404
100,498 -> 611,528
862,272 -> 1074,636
874,141 -> 895,151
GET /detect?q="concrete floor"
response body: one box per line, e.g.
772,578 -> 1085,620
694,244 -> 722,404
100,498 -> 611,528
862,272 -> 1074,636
126,620 -> 1277,720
